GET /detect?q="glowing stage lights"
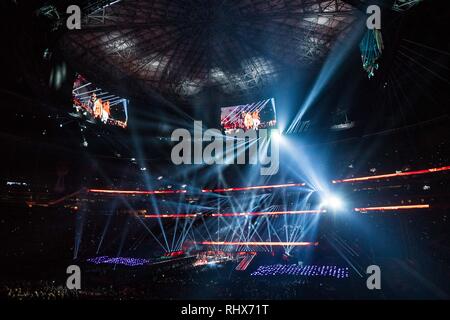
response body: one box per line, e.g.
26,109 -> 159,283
196,241 -> 319,247
86,256 -> 149,266
87,188 -> 187,195
212,209 -> 324,217
332,165 -> 450,184
271,129 -> 282,142
320,195 -> 344,211
202,182 -> 306,193
144,213 -> 198,218
142,204 -> 430,219
251,264 -> 349,278
143,209 -> 324,219
354,204 -> 430,212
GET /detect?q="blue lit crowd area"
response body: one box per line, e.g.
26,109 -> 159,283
1,0 -> 450,301
250,265 -> 350,278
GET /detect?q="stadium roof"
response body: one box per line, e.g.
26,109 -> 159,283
61,0 -> 358,103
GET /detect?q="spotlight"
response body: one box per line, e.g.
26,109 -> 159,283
272,129 -> 282,142
321,195 -> 344,210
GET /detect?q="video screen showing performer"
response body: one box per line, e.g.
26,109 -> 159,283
71,74 -> 128,128
220,98 -> 277,134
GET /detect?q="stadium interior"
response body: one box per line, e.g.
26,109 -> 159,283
1,0 -> 450,300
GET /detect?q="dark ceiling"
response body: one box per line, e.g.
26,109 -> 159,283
60,0 -> 358,104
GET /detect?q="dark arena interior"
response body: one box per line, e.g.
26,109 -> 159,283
1,0 -> 450,305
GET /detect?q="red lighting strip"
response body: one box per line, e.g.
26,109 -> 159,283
202,183 -> 306,193
144,210 -> 325,219
88,189 -> 187,195
143,205 -> 431,218
197,241 -> 319,247
211,210 -> 324,217
144,213 -> 198,218
354,204 -> 430,212
332,166 -> 450,184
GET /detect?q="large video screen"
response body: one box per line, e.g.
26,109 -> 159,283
71,74 -> 128,128
220,98 -> 276,134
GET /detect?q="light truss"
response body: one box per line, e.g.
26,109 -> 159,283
392,0 -> 423,12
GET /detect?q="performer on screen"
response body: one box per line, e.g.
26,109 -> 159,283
239,111 -> 246,130
93,96 -> 103,119
101,100 -> 110,123
86,93 -> 97,113
244,111 -> 254,131
252,111 -> 260,130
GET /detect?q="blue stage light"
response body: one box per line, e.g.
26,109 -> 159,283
272,129 -> 282,142
321,195 -> 344,210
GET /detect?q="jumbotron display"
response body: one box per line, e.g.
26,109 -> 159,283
71,74 -> 128,128
220,98 -> 277,134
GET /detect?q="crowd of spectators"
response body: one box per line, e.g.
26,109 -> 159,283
1,281 -> 79,300
0,261 -> 367,300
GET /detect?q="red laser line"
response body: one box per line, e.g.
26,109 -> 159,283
203,183 -> 306,193
144,213 -> 198,218
86,165 -> 450,196
144,210 -> 325,219
143,205 -> 431,219
332,166 -> 450,184
211,210 -> 324,217
354,204 -> 430,212
88,189 -> 187,195
196,241 -> 319,246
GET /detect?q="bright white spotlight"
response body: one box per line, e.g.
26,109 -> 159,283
321,195 -> 344,210
272,129 -> 282,142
